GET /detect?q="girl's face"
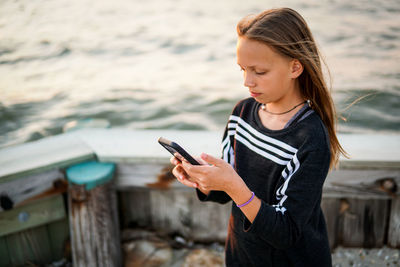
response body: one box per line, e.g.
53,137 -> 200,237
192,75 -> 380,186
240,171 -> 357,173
236,37 -> 301,105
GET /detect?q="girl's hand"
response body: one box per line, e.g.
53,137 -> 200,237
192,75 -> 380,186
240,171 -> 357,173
181,153 -> 241,193
174,153 -> 260,224
170,155 -> 203,189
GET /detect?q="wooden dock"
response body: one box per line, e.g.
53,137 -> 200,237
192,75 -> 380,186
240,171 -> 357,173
0,129 -> 399,265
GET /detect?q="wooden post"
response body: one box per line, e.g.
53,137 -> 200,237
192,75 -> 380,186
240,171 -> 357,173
337,197 -> 389,248
388,196 -> 400,248
320,197 -> 341,249
67,161 -> 121,267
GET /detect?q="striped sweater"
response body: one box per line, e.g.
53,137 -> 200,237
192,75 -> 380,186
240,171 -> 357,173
197,97 -> 332,267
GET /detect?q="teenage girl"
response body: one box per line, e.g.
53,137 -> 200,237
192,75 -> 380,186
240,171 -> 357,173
170,7 -> 346,267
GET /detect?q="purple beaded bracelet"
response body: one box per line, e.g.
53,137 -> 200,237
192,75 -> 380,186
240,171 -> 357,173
236,191 -> 255,208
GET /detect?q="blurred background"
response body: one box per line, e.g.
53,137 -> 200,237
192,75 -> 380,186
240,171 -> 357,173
1,0 -> 399,148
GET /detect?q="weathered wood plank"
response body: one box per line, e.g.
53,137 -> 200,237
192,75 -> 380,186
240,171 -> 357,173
117,162 -> 230,240
120,191 -> 152,228
0,236 -> 11,266
325,169 -> 400,197
7,225 -> 52,266
189,193 -> 231,242
150,190 -> 195,236
337,198 -> 389,248
116,165 -> 400,195
321,197 -> 341,249
116,163 -> 168,190
0,194 -> 66,237
388,196 -> 400,248
0,169 -> 64,212
116,163 -> 187,190
6,230 -> 34,265
47,218 -> 70,261
77,129 -> 222,164
0,132 -> 94,183
148,189 -> 230,242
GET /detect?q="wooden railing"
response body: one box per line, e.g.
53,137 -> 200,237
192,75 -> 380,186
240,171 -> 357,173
0,129 -> 399,265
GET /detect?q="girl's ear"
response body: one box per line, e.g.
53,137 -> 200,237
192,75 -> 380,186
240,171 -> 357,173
291,59 -> 303,78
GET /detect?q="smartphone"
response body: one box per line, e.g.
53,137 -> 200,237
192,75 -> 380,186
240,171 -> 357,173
158,137 -> 200,165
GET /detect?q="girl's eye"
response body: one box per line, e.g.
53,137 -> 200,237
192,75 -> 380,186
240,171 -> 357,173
255,71 -> 266,75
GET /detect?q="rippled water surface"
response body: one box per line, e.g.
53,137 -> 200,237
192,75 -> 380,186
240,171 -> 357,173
1,0 -> 399,148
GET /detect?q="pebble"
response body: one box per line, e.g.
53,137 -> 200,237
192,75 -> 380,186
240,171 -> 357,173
123,239 -> 173,267
182,249 -> 224,267
121,228 -> 159,242
332,246 -> 400,267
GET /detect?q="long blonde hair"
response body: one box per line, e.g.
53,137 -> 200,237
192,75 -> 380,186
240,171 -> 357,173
237,8 -> 347,168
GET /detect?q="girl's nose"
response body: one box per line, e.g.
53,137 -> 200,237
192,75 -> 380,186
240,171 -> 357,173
243,72 -> 256,88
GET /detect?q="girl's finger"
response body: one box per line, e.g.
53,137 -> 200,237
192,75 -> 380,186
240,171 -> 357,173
181,160 -> 201,174
181,160 -> 211,177
200,153 -> 224,166
172,166 -> 198,188
172,165 -> 185,180
195,156 -> 208,165
180,178 -> 198,188
170,156 -> 181,166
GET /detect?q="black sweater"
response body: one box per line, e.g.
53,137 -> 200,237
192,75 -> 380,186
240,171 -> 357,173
197,98 -> 332,267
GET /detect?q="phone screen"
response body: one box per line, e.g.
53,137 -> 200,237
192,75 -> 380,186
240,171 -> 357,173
158,137 -> 200,165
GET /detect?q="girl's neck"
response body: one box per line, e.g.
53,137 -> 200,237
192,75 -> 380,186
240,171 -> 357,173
265,88 -> 304,115
258,101 -> 306,131
262,99 -> 306,115
258,87 -> 306,130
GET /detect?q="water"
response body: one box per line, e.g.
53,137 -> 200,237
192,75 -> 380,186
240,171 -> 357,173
1,0 -> 399,148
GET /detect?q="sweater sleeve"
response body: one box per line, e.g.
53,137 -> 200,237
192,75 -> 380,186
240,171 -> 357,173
196,188 -> 231,204
243,147 -> 330,249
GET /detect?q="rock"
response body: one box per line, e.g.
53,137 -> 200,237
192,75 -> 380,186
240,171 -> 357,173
45,258 -> 71,267
121,228 -> 159,242
123,240 -> 173,267
182,248 -> 224,267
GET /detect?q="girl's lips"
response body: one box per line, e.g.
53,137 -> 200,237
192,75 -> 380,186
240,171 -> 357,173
250,91 -> 261,97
